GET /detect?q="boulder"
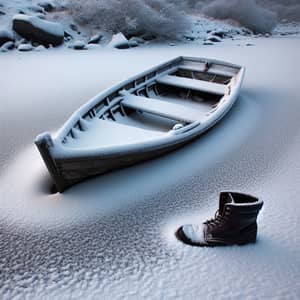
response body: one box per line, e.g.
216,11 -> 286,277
0,30 -> 14,47
72,40 -> 86,50
12,14 -> 64,46
0,41 -> 15,52
108,33 -> 138,49
108,33 -> 130,49
205,35 -> 222,43
129,37 -> 145,44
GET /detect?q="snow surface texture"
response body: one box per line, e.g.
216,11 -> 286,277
0,37 -> 300,299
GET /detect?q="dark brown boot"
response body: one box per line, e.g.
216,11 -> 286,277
176,192 -> 263,247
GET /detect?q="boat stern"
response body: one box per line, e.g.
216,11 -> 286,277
35,132 -> 68,193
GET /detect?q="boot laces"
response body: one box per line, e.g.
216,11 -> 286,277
203,209 -> 228,227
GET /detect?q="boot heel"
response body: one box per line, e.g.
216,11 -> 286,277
236,228 -> 257,245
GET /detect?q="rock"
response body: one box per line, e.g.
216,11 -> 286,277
38,1 -> 55,12
184,34 -> 196,41
28,5 -> 45,13
210,30 -> 226,38
18,44 -> 33,51
88,34 -> 103,44
205,35 -> 222,43
203,41 -> 214,46
141,34 -> 156,41
108,33 -> 130,49
0,11 -> 5,16
0,30 -> 14,47
128,40 -> 138,48
246,43 -> 255,46
129,37 -> 145,44
0,41 -> 14,52
70,24 -> 78,32
12,14 -> 64,46
72,40 -> 86,50
34,45 -> 46,51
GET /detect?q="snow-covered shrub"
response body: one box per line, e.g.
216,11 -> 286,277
66,0 -> 190,39
183,0 -> 278,33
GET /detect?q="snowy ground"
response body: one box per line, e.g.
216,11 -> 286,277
0,36 -> 300,299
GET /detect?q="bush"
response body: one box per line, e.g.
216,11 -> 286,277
66,0 -> 190,39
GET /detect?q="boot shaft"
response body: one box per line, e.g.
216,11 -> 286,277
205,192 -> 263,242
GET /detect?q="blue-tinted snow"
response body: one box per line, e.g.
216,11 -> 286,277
0,37 -> 299,299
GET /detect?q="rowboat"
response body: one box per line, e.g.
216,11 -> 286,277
35,56 -> 245,192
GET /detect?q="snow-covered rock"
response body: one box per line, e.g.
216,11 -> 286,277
0,41 -> 14,52
38,1 -> 55,12
88,34 -> 103,44
12,14 -> 64,46
72,40 -> 86,50
34,45 -> 46,51
0,30 -> 14,47
205,35 -> 222,43
108,33 -> 131,49
129,37 -> 145,44
107,33 -> 139,49
17,43 -> 33,51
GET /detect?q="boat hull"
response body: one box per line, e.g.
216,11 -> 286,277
35,56 -> 245,192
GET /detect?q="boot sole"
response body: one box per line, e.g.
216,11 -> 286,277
175,226 -> 257,247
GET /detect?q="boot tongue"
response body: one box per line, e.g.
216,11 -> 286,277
219,192 -> 233,215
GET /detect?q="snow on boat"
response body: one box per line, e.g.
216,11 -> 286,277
35,56 -> 245,192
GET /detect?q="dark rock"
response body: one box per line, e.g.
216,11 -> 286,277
210,30 -> 226,38
0,11 -> 5,16
38,1 -> 55,12
88,34 -> 103,44
0,30 -> 14,47
70,24 -> 78,32
205,35 -> 222,43
12,14 -> 64,46
0,41 -> 15,52
28,5 -> 45,13
141,34 -> 156,41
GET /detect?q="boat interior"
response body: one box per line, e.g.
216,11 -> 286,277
62,58 -> 240,149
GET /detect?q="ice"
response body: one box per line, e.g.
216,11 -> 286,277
0,37 -> 300,299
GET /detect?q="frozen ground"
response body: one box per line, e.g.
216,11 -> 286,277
0,36 -> 300,299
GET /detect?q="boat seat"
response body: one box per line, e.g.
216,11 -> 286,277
178,64 -> 237,78
122,94 -> 200,123
156,75 -> 226,96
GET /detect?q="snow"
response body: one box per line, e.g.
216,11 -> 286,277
182,224 -> 205,243
0,34 -> 300,299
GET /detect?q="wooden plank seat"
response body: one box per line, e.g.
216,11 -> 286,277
157,75 -> 226,96
122,94 -> 200,123
178,64 -> 237,78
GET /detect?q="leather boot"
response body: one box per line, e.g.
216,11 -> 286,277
176,192 -> 263,247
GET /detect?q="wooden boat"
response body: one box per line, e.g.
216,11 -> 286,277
35,56 -> 245,192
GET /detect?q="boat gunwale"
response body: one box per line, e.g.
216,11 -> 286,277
52,56 -> 243,143
50,66 -> 245,160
